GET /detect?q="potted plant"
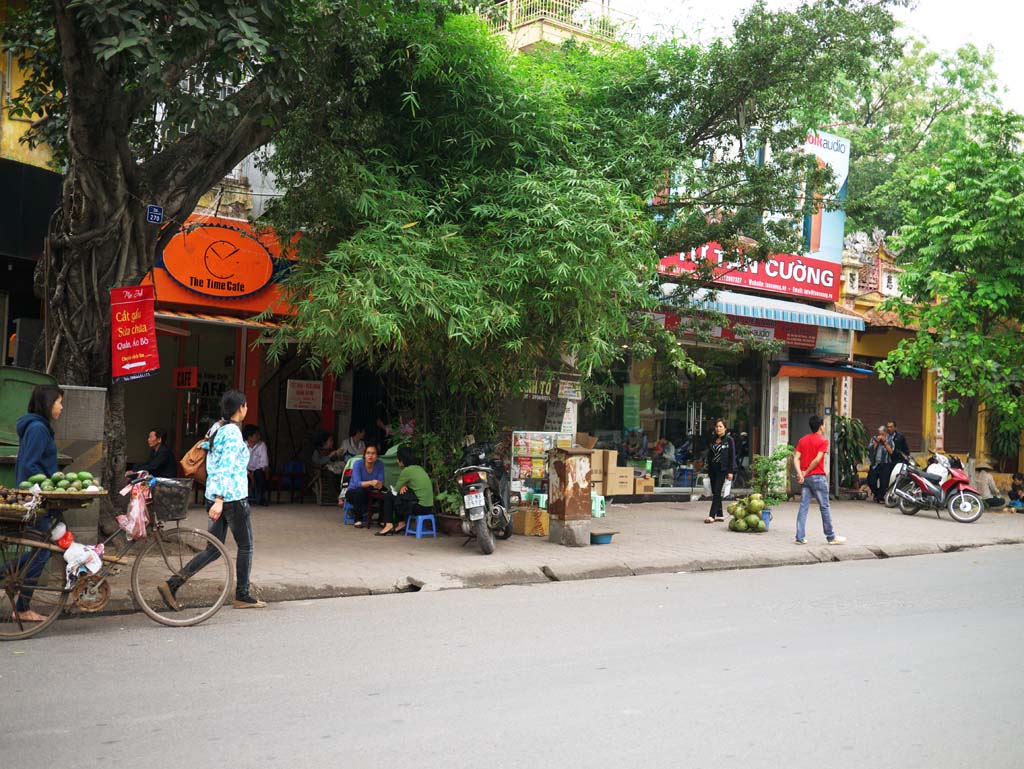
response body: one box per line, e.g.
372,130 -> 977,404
833,415 -> 869,491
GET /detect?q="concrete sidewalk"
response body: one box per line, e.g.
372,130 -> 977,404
170,498 -> 1024,601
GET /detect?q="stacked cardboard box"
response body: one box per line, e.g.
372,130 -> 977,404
589,449 -> 619,496
605,466 -> 633,496
634,477 -> 655,495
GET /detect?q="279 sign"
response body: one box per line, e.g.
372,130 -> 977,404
173,366 -> 199,389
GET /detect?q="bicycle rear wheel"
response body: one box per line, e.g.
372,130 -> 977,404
131,527 -> 233,627
0,532 -> 69,641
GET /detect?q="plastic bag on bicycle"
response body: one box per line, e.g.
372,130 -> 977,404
117,483 -> 150,540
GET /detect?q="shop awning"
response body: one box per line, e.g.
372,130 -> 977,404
677,288 -> 865,331
772,361 -> 874,379
154,309 -> 281,331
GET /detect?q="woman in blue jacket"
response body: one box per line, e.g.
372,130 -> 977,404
10,385 -> 64,623
344,444 -> 385,529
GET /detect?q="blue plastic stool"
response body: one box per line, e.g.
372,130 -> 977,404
343,502 -> 356,524
404,513 -> 437,539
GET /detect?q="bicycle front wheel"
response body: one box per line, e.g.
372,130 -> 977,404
131,527 -> 234,627
0,533 -> 69,641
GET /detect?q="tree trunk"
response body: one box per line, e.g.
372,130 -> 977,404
41,161 -> 158,533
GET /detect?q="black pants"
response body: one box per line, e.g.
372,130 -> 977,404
345,486 -> 384,524
171,499 -> 254,600
708,467 -> 728,519
382,491 -> 431,526
249,469 -> 267,505
867,463 -> 892,501
984,496 -> 1005,508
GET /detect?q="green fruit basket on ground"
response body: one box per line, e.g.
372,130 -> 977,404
727,495 -> 769,533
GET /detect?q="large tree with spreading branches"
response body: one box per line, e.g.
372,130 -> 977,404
261,1 -> 902,476
2,0 -> 443,525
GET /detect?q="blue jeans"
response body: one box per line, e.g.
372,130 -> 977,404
170,499 -> 254,599
796,475 -> 835,541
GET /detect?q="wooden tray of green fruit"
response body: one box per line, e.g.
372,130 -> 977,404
19,471 -> 108,509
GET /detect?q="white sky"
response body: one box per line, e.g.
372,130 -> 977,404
616,0 -> 1024,113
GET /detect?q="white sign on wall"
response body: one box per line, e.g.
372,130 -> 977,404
286,379 -> 323,411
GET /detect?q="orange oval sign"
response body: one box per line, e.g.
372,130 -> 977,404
162,223 -> 275,299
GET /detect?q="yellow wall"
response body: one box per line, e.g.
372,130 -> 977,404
1,41 -> 56,168
852,328 -> 913,359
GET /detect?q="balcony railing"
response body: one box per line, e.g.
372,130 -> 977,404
483,0 -> 636,44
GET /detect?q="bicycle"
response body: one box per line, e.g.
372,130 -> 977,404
0,473 -> 234,641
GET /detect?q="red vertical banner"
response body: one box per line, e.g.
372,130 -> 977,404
110,285 -> 160,381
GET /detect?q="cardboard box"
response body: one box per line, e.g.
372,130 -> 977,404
605,467 -> 633,496
591,449 -> 618,476
512,507 -> 550,537
634,477 -> 655,495
575,432 -> 598,450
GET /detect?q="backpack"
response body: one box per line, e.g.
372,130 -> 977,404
179,421 -> 224,484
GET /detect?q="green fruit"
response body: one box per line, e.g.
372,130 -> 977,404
64,472 -> 78,482
71,480 -> 83,490
744,514 -> 760,529
727,502 -> 739,516
749,493 -> 763,502
51,472 -> 65,482
735,518 -> 748,532
28,474 -> 48,484
41,482 -> 55,491
18,481 -> 31,490
756,520 -> 767,532
77,471 -> 93,481
57,480 -> 70,489
746,499 -> 765,514
728,518 -> 739,531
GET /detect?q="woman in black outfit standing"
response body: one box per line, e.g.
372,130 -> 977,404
703,418 -> 736,523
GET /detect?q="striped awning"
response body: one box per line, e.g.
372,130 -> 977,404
673,288 -> 865,331
154,309 -> 281,330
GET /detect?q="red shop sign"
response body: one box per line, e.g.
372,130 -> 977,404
651,311 -> 818,349
173,366 -> 199,389
658,242 -> 840,302
110,285 -> 160,382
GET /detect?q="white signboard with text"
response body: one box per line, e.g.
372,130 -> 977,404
286,379 -> 323,411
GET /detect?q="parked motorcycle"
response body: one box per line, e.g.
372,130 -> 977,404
884,455 -> 920,508
892,453 -> 984,523
455,442 -> 512,555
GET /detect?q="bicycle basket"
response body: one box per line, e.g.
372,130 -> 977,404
149,478 -> 193,521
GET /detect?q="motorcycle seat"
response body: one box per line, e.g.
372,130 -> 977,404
913,469 -> 944,483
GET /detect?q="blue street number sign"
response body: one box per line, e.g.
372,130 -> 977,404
146,205 -> 164,224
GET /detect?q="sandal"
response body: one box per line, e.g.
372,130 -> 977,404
703,517 -> 716,524
353,522 -> 364,529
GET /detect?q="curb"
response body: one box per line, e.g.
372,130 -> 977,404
57,538 -> 1024,619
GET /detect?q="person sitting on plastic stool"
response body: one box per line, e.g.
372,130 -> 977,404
345,444 -> 385,528
377,447 -> 434,536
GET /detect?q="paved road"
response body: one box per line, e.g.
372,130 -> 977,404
3,547 -> 1023,769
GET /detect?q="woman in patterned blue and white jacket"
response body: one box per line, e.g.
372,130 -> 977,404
158,389 -> 266,611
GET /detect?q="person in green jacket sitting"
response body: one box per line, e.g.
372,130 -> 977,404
378,447 -> 434,535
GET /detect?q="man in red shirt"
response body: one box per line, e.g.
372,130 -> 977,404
792,415 -> 846,545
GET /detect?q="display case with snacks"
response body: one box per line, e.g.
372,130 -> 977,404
510,430 -> 573,496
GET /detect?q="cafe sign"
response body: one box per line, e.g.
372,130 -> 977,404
110,285 -> 160,382
161,222 -> 275,299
